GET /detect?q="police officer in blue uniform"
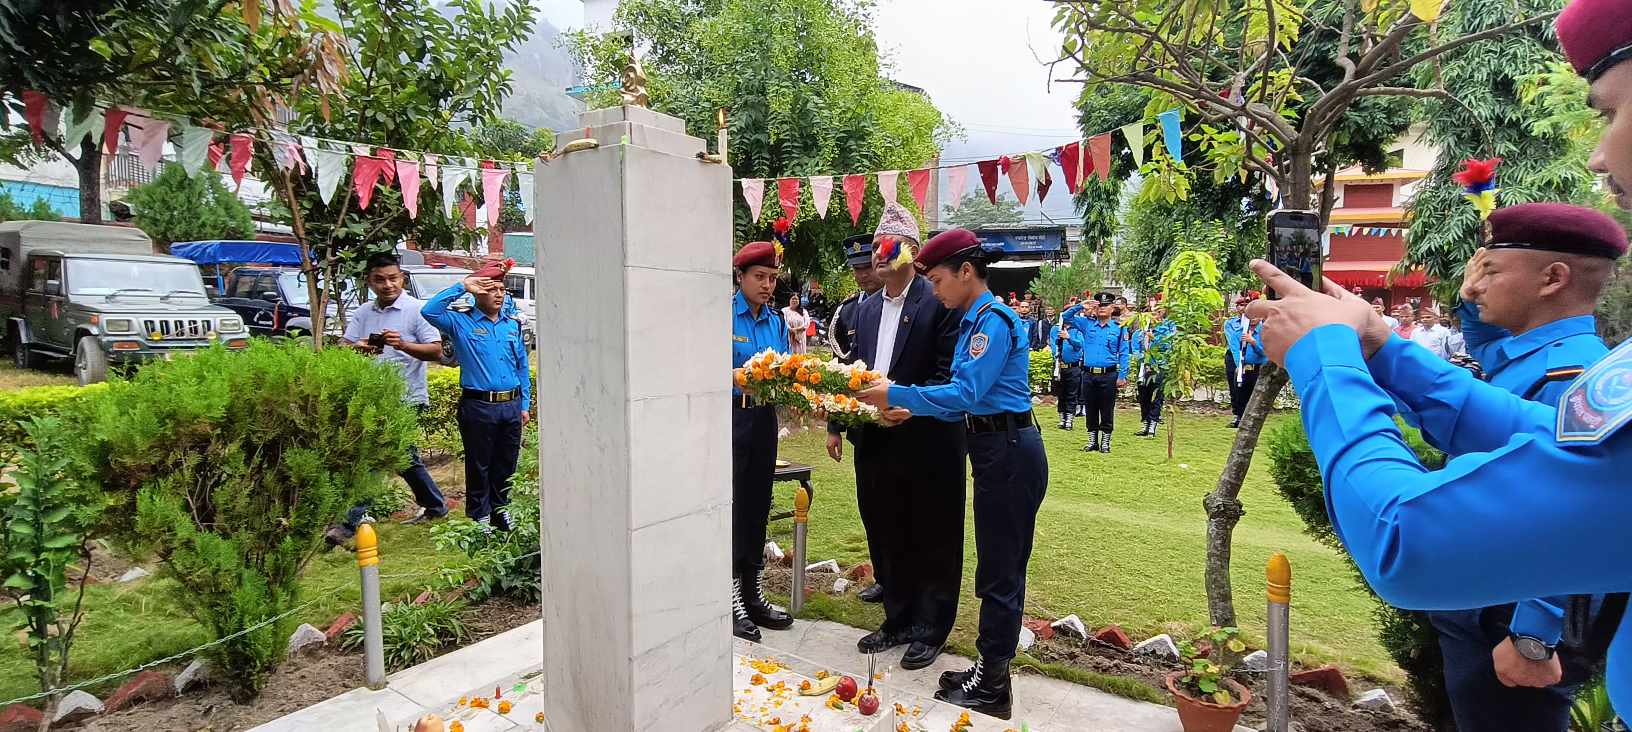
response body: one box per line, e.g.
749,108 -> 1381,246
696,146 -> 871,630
729,240 -> 795,643
1061,293 -> 1129,453
421,260 -> 531,532
1132,303 -> 1176,437
1410,202 -> 1626,732
855,228 -> 1047,719
1222,296 -> 1267,428
1050,313 -> 1084,430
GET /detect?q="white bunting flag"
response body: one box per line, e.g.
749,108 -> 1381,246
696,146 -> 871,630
877,170 -> 900,207
741,178 -> 765,222
809,175 -> 833,219
946,166 -> 969,209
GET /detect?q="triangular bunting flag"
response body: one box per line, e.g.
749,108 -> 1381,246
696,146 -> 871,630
63,106 -> 103,151
809,175 -> 833,219
907,169 -> 931,213
1003,156 -> 1029,206
1158,109 -> 1183,161
517,172 -> 534,224
310,142 -> 347,206
877,170 -> 900,207
22,91 -> 48,146
482,163 -> 510,229
741,178 -> 765,223
442,160 -> 473,219
353,151 -> 392,210
177,125 -> 214,176
843,174 -> 867,225
270,131 -> 306,175
1024,153 -> 1050,203
976,159 -> 1000,204
424,154 -> 440,190
1089,134 -> 1112,182
102,108 -> 130,156
229,133 -> 253,190
1060,142 -> 1083,194
946,166 -> 969,208
777,177 -> 801,222
1120,123 -> 1145,167
130,116 -> 170,172
396,158 -> 422,220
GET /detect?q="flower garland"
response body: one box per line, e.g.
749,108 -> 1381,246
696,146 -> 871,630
734,350 -> 882,426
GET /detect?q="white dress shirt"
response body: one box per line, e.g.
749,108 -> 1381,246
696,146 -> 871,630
873,283 -> 909,376
1409,323 -> 1454,359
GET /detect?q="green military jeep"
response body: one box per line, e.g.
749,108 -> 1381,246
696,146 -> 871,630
0,221 -> 250,385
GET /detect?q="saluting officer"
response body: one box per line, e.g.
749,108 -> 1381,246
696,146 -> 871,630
729,240 -> 795,643
1062,292 -> 1129,453
856,228 -> 1047,720
1421,203 -> 1627,732
1222,295 -> 1267,428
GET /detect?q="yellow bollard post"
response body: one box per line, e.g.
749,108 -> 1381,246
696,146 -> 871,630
790,485 -> 810,615
1266,552 -> 1292,732
356,524 -> 385,690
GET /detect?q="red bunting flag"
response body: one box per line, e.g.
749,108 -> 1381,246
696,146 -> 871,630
229,133 -> 254,190
777,177 -> 801,222
459,192 -> 478,230
1002,155 -> 1029,206
843,174 -> 867,225
102,108 -> 130,156
396,158 -> 422,220
22,91 -> 47,146
1089,134 -> 1112,182
354,149 -> 402,210
907,169 -> 931,213
1059,142 -> 1083,194
976,159 -> 1000,204
208,141 -> 225,171
1036,170 -> 1052,203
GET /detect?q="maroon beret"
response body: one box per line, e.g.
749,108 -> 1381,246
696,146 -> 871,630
732,241 -> 782,270
1558,0 -> 1632,80
913,228 -> 984,274
1487,202 -> 1628,259
472,257 -> 515,279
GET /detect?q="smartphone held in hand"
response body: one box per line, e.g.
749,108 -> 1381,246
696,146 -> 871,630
1266,209 -> 1323,300
367,333 -> 386,349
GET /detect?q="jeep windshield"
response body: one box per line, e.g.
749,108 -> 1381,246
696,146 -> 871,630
278,273 -> 357,308
406,272 -> 468,298
68,260 -> 207,298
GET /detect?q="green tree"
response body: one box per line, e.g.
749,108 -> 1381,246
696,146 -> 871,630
126,164 -> 255,251
467,120 -> 555,233
567,0 -> 953,286
1054,0 -> 1560,626
944,193 -> 1023,228
1403,1 -> 1601,301
1030,246 -> 1104,311
0,191 -> 63,223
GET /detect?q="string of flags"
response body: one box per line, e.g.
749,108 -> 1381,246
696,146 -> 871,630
735,109 -> 1185,226
16,95 -> 536,229
1329,225 -> 1405,237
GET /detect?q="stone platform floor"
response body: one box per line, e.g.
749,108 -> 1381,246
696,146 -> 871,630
250,618 -> 1250,731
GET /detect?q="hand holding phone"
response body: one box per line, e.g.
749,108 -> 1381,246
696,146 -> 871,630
1267,210 -> 1323,300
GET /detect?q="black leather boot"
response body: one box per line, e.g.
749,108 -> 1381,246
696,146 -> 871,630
1064,413 -> 1074,430
934,657 -> 1013,719
1135,420 -> 1151,437
1057,413 -> 1068,429
858,583 -> 884,603
1081,430 -> 1099,452
743,571 -> 793,630
1099,431 -> 1112,454
856,625 -> 914,654
732,577 -> 760,642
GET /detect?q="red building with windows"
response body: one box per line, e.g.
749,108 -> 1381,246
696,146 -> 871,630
1320,164 -> 1435,308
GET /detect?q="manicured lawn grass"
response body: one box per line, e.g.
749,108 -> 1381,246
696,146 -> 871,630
768,407 -> 1399,683
0,522 -> 454,704
0,361 -> 75,390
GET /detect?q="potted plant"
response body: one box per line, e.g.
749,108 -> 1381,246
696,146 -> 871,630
1166,627 -> 1252,732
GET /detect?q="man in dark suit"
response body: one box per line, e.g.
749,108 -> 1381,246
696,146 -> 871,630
826,233 -> 889,604
827,203 -> 966,670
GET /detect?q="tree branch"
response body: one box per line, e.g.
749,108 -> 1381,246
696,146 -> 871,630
1353,86 -> 1451,98
1355,11 -> 1561,90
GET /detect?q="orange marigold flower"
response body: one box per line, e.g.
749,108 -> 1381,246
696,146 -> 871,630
734,369 -> 748,386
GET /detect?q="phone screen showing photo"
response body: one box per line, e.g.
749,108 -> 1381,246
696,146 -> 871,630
1267,212 -> 1322,300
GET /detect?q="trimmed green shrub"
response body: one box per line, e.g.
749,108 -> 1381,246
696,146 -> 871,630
76,341 -> 417,700
1266,418 -> 1452,727
341,599 -> 470,672
0,384 -> 102,466
1029,349 -> 1055,395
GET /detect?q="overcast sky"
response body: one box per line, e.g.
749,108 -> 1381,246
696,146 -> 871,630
549,0 -> 1085,226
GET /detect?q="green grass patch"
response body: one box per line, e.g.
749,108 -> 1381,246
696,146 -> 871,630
0,361 -> 76,390
769,407 -> 1398,683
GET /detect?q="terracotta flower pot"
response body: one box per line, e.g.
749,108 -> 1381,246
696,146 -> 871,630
1166,670 -> 1251,732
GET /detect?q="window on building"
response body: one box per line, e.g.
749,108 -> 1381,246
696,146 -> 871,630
1386,148 -> 1406,168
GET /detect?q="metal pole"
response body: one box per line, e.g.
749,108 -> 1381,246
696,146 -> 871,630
1266,552 -> 1292,732
790,485 -> 809,615
356,523 -> 386,690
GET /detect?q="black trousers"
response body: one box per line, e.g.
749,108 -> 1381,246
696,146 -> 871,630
853,418 -> 967,645
1137,374 -> 1165,422
968,423 -> 1048,663
1430,607 -> 1591,732
457,398 -> 524,521
731,403 -> 778,577
1080,369 -> 1118,432
1054,365 -> 1079,416
1224,354 -> 1260,419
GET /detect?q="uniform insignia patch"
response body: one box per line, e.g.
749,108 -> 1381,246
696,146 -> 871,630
1557,340 -> 1632,447
474,327 -> 489,336
969,333 -> 989,359
733,335 -> 749,343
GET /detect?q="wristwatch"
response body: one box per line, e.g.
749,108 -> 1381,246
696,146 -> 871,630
1511,634 -> 1556,661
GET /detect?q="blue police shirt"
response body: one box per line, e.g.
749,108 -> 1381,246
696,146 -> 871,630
1224,316 -> 1268,365
1132,320 -> 1175,374
1284,326 -> 1632,713
1049,324 -> 1083,365
732,290 -> 787,395
1454,301 -> 1608,645
888,291 -> 1031,419
1062,303 -> 1129,377
421,284 -> 532,412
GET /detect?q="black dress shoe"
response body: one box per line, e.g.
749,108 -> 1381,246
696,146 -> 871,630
934,658 -> 1012,720
900,641 -> 943,670
858,583 -> 885,603
1229,417 -> 1241,428
856,626 -> 914,654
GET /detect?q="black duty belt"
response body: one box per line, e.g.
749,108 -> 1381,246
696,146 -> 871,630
463,387 -> 522,403
1084,366 -> 1115,375
1242,363 -> 1261,372
966,411 -> 1034,434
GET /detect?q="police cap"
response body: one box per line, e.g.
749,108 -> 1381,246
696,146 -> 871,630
842,234 -> 874,267
1487,202 -> 1629,260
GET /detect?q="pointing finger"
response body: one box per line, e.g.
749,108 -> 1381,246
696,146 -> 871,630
1244,298 -> 1278,321
1249,259 -> 1313,300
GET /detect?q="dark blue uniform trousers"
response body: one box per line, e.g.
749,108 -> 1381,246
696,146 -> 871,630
457,398 -> 524,521
1080,370 -> 1117,432
968,423 -> 1048,662
1055,365 -> 1079,416
732,403 -> 778,577
1430,607 -> 1587,732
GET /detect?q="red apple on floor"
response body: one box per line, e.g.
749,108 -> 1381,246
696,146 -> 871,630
856,689 -> 880,716
835,675 -> 858,702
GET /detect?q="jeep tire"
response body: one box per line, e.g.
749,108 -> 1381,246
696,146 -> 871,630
74,335 -> 109,386
11,330 -> 39,371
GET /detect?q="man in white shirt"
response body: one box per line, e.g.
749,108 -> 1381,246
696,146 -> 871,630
1373,298 -> 1400,329
1409,306 -> 1455,359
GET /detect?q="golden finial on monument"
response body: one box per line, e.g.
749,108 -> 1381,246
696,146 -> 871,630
620,45 -> 649,108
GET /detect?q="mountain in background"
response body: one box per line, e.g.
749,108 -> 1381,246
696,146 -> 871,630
499,15 -> 584,132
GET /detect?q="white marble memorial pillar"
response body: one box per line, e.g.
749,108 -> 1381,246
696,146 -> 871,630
534,106 -> 735,730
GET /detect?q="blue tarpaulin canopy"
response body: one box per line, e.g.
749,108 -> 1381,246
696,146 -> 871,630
172,240 -> 303,290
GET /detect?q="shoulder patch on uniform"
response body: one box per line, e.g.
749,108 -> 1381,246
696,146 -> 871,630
1556,340 -> 1632,447
969,332 -> 990,359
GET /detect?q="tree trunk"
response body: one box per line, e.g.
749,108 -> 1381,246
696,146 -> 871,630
1203,143 -> 1313,627
75,139 -> 102,226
